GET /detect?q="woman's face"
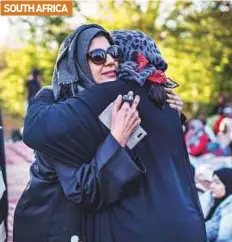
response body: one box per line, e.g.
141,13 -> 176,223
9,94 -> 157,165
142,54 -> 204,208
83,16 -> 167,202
210,175 -> 226,199
88,36 -> 118,84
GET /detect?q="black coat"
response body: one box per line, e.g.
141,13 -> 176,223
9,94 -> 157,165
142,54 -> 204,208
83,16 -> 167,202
13,82 -> 145,242
14,81 -> 206,242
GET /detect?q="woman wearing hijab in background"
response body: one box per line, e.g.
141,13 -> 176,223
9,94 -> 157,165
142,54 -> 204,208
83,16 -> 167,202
14,24 -> 206,242
201,168 -> 232,242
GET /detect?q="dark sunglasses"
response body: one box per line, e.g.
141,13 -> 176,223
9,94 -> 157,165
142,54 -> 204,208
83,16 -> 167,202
86,45 -> 122,65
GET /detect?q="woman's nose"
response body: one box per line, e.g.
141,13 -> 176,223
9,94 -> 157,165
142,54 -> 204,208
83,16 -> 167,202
104,54 -> 116,66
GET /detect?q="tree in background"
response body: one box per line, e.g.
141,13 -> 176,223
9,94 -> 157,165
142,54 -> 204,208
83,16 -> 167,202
0,0 -> 231,118
0,43 -> 58,117
0,2 -> 80,117
163,1 -> 232,107
88,0 -> 232,114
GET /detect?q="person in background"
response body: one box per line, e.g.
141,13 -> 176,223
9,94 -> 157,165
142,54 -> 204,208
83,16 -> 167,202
198,114 -> 217,144
207,105 -> 232,156
185,119 -> 209,156
200,168 -> 232,242
216,110 -> 232,155
26,68 -> 42,104
210,93 -> 227,116
213,105 -> 232,135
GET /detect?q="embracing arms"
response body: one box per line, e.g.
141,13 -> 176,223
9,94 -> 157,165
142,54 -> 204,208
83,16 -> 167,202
24,87 -> 145,209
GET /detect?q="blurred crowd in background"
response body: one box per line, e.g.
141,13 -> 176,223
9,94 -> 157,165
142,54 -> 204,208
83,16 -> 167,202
185,95 -> 232,241
186,94 -> 232,158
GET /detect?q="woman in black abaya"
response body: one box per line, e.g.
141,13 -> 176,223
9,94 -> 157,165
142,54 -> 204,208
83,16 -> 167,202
14,24 -> 206,242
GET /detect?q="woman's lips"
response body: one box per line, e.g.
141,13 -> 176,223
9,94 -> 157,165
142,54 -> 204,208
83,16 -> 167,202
102,70 -> 116,78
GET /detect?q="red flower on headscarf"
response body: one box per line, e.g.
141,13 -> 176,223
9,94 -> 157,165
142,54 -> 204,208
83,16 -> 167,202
136,52 -> 149,71
136,52 -> 167,84
147,70 -> 167,84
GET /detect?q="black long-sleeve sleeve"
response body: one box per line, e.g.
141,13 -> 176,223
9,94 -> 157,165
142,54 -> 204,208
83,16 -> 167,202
46,133 -> 145,210
24,87 -> 145,209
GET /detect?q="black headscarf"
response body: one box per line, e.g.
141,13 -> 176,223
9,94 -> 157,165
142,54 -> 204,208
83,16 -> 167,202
214,168 -> 232,199
52,24 -> 114,100
206,168 -> 232,221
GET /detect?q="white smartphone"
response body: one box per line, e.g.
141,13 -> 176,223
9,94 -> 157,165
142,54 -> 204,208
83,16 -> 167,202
99,102 -> 147,149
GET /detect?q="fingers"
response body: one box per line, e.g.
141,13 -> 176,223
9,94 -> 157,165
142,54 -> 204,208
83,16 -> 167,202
131,95 -> 140,111
125,108 -> 140,132
164,88 -> 175,95
121,91 -> 140,112
165,89 -> 181,101
123,91 -> 135,106
127,109 -> 139,123
169,103 -> 181,113
112,95 -> 122,117
120,101 -> 131,113
111,92 -> 141,146
166,94 -> 181,105
114,91 -> 140,121
127,116 -> 141,135
166,92 -> 180,100
167,98 -> 183,106
166,90 -> 183,113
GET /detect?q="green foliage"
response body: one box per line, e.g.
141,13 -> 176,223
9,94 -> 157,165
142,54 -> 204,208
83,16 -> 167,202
0,43 -> 57,117
0,12 -> 80,117
86,0 -> 162,39
88,0 -> 232,113
0,0 -> 232,118
163,0 -> 232,99
18,16 -> 74,48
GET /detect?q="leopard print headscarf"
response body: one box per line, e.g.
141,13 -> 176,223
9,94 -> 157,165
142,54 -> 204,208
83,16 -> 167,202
112,30 -> 167,83
111,30 -> 169,108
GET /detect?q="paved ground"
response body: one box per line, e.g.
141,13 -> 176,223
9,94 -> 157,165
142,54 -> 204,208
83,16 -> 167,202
5,141 -> 33,242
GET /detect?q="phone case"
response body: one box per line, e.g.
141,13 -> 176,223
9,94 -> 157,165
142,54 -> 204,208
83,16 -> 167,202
99,102 -> 147,149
